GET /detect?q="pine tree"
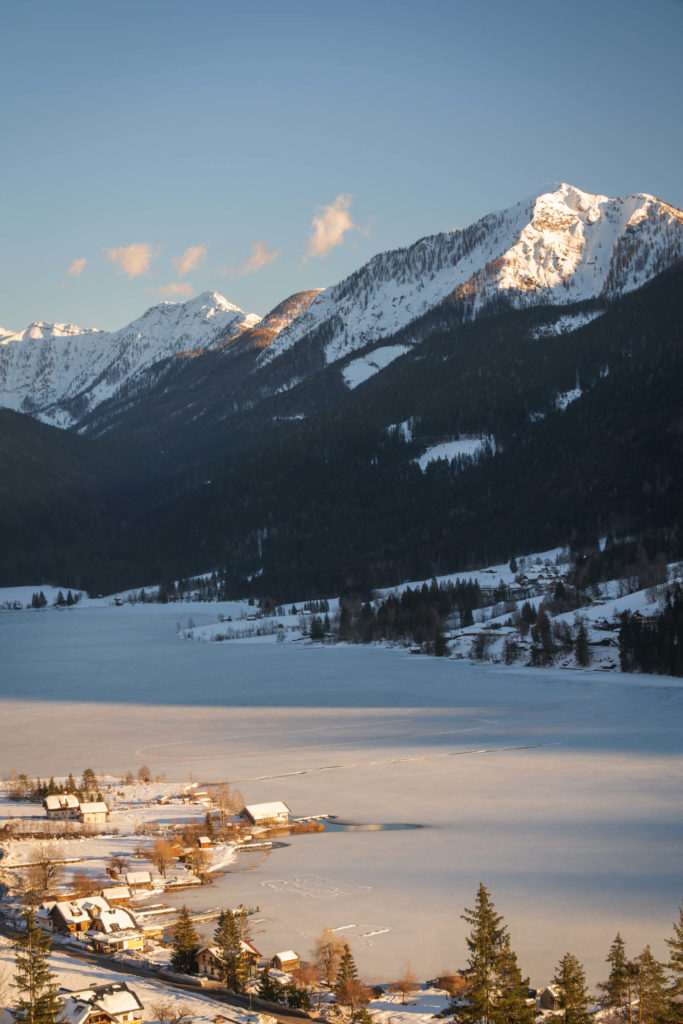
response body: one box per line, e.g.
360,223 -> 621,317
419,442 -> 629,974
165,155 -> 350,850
600,933 -> 629,1012
258,967 -> 281,1003
335,943 -> 367,1015
170,906 -> 199,975
492,935 -> 534,1024
636,946 -> 668,1024
551,952 -> 591,1024
213,910 -> 246,992
204,811 -> 215,838
666,902 -> 683,1023
454,883 -> 508,1024
12,910 -> 63,1024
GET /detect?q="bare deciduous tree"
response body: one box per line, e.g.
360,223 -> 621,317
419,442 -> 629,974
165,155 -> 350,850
151,838 -> 176,877
391,966 -> 418,1004
71,870 -> 94,898
150,1000 -> 192,1024
31,842 -> 63,895
108,854 -> 131,874
314,928 -> 345,987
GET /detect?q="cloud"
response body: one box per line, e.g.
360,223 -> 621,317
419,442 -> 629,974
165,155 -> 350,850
239,240 -> 281,276
173,244 -> 207,277
106,243 -> 159,279
160,281 -> 195,299
306,194 -> 358,259
68,257 -> 87,277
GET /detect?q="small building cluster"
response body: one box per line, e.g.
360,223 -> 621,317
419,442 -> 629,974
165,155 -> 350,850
43,794 -> 109,825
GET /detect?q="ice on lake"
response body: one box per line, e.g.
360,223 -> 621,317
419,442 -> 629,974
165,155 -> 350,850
1,603 -> 682,986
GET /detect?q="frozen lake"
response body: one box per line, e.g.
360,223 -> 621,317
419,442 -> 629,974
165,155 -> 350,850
1,604 -> 682,987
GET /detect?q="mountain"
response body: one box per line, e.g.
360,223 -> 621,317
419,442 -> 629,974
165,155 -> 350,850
2,183 -> 683,597
254,183 -> 683,382
0,292 -> 261,429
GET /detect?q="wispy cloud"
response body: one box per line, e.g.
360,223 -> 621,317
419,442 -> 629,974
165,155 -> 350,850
173,244 -> 207,277
106,243 -> 159,279
160,281 -> 195,299
306,194 -> 358,259
239,240 -> 280,276
68,257 -> 87,277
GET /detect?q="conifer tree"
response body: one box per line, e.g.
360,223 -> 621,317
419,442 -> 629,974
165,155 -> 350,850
454,883 -> 507,1024
600,933 -> 629,1012
335,943 -> 368,1016
213,910 -> 246,992
666,902 -> 683,1023
636,946 -> 668,1024
551,952 -> 591,1024
258,967 -> 281,1003
170,906 -> 199,975
12,910 -> 63,1024
492,935 -> 534,1024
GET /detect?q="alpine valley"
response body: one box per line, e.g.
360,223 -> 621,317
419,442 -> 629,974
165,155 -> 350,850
3,182 -> 683,599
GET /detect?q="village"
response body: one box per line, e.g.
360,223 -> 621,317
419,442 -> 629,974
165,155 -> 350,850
2,771 -> 679,1024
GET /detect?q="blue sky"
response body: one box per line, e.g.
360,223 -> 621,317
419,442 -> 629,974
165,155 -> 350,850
2,0 -> 682,330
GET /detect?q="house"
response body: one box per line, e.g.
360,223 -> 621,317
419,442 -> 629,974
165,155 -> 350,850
48,897 -> 110,934
125,870 -> 152,891
78,802 -> 109,825
197,940 -> 261,979
271,950 -> 300,973
100,885 -> 131,905
540,985 -> 560,1011
44,794 -> 80,819
197,836 -> 212,849
60,983 -> 143,1024
241,802 -> 291,827
89,905 -> 138,934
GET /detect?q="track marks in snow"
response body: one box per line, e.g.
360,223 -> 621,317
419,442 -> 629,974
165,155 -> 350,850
259,874 -> 371,900
232,743 -> 547,783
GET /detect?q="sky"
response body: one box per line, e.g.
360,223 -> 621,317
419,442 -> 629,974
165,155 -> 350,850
2,0 -> 682,331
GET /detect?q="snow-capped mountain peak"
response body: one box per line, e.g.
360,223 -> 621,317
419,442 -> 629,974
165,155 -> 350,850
257,183 -> 683,376
0,291 -> 261,426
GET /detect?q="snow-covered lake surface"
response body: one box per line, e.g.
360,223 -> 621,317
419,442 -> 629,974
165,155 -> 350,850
1,604 -> 682,988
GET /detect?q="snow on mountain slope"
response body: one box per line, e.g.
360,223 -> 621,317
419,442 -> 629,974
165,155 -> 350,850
260,183 -> 683,374
0,292 -> 261,426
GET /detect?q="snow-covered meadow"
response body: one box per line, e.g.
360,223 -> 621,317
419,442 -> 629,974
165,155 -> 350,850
1,599 -> 682,990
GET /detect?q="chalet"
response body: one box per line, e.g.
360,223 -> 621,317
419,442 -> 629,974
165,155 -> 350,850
241,802 -> 291,827
88,929 -> 145,953
49,897 -> 110,934
197,836 -> 212,849
197,940 -> 261,979
100,885 -> 131,905
78,802 -> 109,825
60,983 -> 143,1024
44,794 -> 80,819
271,950 -> 300,973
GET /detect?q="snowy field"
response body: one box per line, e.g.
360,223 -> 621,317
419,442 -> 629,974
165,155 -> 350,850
1,602 -> 682,990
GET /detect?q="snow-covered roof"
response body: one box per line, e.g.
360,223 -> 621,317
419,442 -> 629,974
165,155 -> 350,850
199,939 -> 261,958
274,950 -> 299,962
61,983 -> 143,1020
44,794 -> 79,811
52,897 -> 109,924
125,871 -> 151,885
243,801 -> 291,820
78,801 -> 108,814
91,906 -> 137,933
101,886 -> 130,901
